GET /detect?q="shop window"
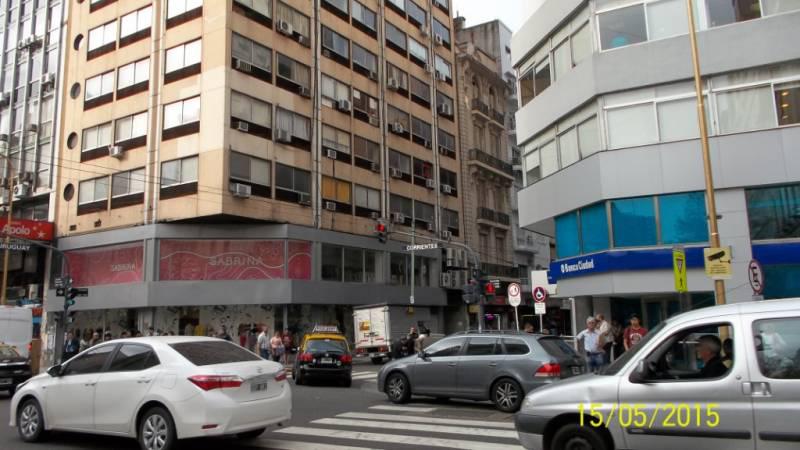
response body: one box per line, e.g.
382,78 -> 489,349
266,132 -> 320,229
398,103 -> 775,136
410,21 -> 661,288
659,192 -> 709,244
611,197 -> 657,247
580,202 -> 609,254
746,184 -> 800,240
555,211 -> 580,259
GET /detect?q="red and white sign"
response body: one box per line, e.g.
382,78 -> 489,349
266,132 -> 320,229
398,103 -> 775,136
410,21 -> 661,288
66,243 -> 144,286
0,218 -> 54,241
748,259 -> 765,295
533,286 -> 548,302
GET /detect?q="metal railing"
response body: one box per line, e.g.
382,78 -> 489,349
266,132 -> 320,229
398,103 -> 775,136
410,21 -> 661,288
468,148 -> 513,175
471,98 -> 490,117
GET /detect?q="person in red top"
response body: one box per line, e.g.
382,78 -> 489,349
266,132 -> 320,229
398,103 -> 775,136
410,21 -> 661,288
624,314 -> 648,351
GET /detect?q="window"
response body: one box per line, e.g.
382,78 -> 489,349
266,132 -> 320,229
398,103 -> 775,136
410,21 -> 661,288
413,158 -> 433,181
323,0 -> 349,15
763,0 -> 800,15
82,122 -> 112,152
436,93 -> 454,117
387,63 -> 409,92
322,177 -> 351,205
352,89 -> 378,121
432,19 -> 451,47
355,185 -> 380,212
165,39 -> 202,74
276,108 -> 311,141
411,117 -> 432,146
438,129 -> 455,155
117,59 -> 149,91
161,156 -> 198,187
79,176 -> 109,204
390,253 -> 409,285
659,192 -> 709,244
352,1 -> 377,31
414,201 -> 435,224
390,194 -> 413,217
406,0 -> 426,25
410,76 -> 431,104
88,21 -> 116,51
385,22 -> 407,53
607,103 -> 657,148
746,184 -> 800,240
389,106 -> 410,131
557,128 -> 579,167
657,98 -> 700,141
120,6 -> 151,40
322,125 -> 350,154
534,60 -> 551,96
434,55 -> 452,81
167,0 -> 202,19
352,43 -> 377,74
424,338 -> 464,357
502,339 -> 530,355
706,0 -> 761,27
776,82 -> 800,126
231,91 -> 272,128
571,23 -> 592,66
611,197 -> 657,247
108,345 -> 159,372
276,54 -> 311,89
344,247 -> 364,282
364,250 -> 383,283
389,150 -> 411,175
232,33 -> 272,73
230,152 -> 270,191
387,0 -> 405,12
115,112 -> 148,143
442,208 -> 459,234
112,168 -> 145,197
519,69 -> 535,106
753,318 -> 800,379
647,0 -> 688,40
275,163 -> 311,195
408,37 -> 428,64
539,140 -> 558,177
85,71 -> 114,101
716,86 -> 775,134
234,0 -> 272,19
63,345 -> 115,375
598,4 -> 647,50
440,168 -> 457,193
322,245 -> 342,281
321,75 -> 351,107
354,136 -> 380,164
276,2 -> 311,40
322,26 -> 350,62
580,202 -> 610,253
433,0 -> 449,11
170,341 -> 260,366
163,97 -> 200,130
555,211 -> 580,259
643,324 -> 733,381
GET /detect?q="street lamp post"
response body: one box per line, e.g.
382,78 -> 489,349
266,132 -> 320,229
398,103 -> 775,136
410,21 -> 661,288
686,0 -> 726,305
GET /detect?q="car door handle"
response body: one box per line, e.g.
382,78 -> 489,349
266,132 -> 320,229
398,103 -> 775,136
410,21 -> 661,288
488,362 -> 497,367
84,382 -> 96,387
137,378 -> 153,384
448,362 -> 457,367
742,382 -> 772,397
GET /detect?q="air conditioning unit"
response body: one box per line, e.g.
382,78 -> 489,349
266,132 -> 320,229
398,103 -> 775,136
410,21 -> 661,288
324,201 -> 337,211
419,25 -> 429,37
370,162 -> 380,173
336,98 -> 351,112
440,272 -> 451,287
390,212 -> 405,224
369,117 -> 379,126
424,63 -> 433,74
325,149 -> 337,159
322,48 -> 332,59
438,146 -> 449,155
441,230 -> 453,240
434,34 -> 444,46
298,86 -> 312,98
17,40 -> 27,50
237,121 -> 249,132
235,59 -> 252,72
422,139 -> 431,149
390,168 -> 403,178
277,20 -> 294,36
276,129 -> 292,143
13,183 -> 30,198
435,71 -> 447,82
41,73 -> 55,86
425,178 -> 436,189
230,182 -> 252,198
438,103 -> 452,116
368,71 -> 378,81
298,193 -> 312,206
369,211 -> 381,220
426,222 -> 435,232
0,133 -> 8,142
0,92 -> 10,107
387,78 -> 400,91
109,145 -> 123,158
297,35 -> 311,47
441,184 -> 453,194
19,171 -> 34,183
26,124 -> 38,133
391,122 -> 404,134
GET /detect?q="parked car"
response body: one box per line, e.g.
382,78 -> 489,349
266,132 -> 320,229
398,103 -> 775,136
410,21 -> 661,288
293,325 -> 353,387
515,298 -> 800,450
0,344 -> 32,394
10,337 -> 291,450
377,331 -> 585,412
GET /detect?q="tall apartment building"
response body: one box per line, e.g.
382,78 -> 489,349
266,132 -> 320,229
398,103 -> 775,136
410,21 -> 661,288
47,0 -> 463,346
513,0 -> 800,331
0,0 -> 65,305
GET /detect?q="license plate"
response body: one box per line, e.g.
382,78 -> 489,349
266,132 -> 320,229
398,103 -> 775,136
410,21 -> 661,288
571,366 -> 581,375
321,357 -> 333,364
250,375 -> 269,392
0,378 -> 11,385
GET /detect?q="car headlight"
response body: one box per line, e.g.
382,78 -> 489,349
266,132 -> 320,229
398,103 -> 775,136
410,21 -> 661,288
521,395 -> 535,411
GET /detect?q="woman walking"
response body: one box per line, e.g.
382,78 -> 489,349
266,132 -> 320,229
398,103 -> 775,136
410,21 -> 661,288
270,331 -> 285,363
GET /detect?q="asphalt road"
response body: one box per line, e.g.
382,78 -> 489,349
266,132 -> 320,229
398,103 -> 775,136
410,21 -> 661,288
0,362 -> 520,450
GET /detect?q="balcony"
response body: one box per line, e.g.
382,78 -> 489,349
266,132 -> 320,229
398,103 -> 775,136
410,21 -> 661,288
477,207 -> 511,229
481,262 -> 519,279
468,148 -> 514,180
491,109 -> 505,125
471,99 -> 491,119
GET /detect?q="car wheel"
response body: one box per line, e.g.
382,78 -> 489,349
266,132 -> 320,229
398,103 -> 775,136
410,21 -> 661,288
138,406 -> 176,450
385,372 -> 411,404
17,398 -> 46,442
371,357 -> 383,365
551,423 -> 608,450
236,428 -> 266,440
294,371 -> 304,385
342,377 -> 352,388
492,378 -> 523,413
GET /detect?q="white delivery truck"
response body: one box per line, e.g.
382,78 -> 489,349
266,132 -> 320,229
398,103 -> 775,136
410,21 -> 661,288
353,304 -> 444,364
0,306 -> 33,358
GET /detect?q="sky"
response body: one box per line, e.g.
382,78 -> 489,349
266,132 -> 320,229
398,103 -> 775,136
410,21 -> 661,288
451,0 -> 544,32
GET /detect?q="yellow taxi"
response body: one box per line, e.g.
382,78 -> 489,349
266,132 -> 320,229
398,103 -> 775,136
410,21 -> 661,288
293,325 -> 353,387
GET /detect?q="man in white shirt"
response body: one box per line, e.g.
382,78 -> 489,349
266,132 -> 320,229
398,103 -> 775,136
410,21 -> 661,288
577,317 -> 604,373
595,313 -> 612,364
256,326 -> 270,359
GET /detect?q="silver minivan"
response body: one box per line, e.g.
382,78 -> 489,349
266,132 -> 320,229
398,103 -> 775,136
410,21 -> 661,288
377,331 -> 585,412
515,298 -> 800,450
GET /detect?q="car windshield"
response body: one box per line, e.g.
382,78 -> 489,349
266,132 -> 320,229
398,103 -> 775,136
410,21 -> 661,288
0,346 -> 20,359
602,321 -> 666,375
170,340 -> 261,366
306,339 -> 348,353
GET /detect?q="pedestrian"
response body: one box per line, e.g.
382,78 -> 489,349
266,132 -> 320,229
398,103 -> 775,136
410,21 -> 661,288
595,313 -> 612,365
103,331 -> 113,342
167,331 -> 175,336
218,325 -> 232,341
63,331 -> 80,361
207,327 -> 216,338
281,330 -> 293,365
146,326 -> 155,337
89,331 -> 101,347
134,330 -> 143,337
523,323 -> 534,334
80,330 -> 92,352
120,330 -> 130,339
270,331 -> 285,363
624,315 -> 648,351
406,327 -> 419,355
576,317 -> 604,373
257,326 -> 270,359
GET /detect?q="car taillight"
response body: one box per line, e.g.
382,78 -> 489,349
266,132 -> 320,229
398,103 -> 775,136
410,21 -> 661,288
340,354 -> 353,364
188,375 -> 244,391
379,346 -> 389,352
356,348 -> 366,354
535,363 -> 561,378
274,370 -> 287,382
299,352 -> 313,363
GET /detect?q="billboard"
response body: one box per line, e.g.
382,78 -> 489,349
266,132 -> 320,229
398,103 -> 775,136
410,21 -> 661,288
66,243 -> 144,286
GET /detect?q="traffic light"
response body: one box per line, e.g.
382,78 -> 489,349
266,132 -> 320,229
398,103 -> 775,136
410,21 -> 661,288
375,219 -> 388,243
483,281 -> 496,302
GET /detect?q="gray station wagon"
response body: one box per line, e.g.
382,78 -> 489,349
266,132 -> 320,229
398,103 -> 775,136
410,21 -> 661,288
377,331 -> 586,412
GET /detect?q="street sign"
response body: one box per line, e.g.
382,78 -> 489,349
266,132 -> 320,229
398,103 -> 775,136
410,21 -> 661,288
55,287 -> 65,297
672,247 -> 687,293
534,302 -> 546,315
508,283 -> 521,307
409,295 -> 415,305
0,240 -> 30,251
490,279 -> 501,289
72,287 -> 89,297
748,259 -> 765,295
54,277 -> 65,289
405,243 -> 438,251
704,247 -> 733,280
533,286 -> 548,303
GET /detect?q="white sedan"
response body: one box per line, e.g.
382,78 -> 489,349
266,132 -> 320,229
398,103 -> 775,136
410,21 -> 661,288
9,336 -> 291,450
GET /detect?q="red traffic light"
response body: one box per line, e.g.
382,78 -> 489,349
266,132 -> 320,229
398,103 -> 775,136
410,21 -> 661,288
485,282 -> 495,295
376,222 -> 386,233
375,220 -> 387,243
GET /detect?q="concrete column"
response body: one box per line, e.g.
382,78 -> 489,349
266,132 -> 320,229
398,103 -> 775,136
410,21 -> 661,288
715,189 -> 754,303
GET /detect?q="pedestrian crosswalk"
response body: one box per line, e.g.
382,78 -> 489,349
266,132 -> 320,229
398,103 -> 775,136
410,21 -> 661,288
253,403 -> 523,450
350,371 -> 378,382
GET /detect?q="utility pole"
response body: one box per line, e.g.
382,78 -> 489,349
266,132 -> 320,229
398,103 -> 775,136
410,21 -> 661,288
686,0 -> 726,305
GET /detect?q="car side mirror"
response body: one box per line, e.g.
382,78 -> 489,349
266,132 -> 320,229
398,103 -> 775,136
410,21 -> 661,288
47,364 -> 62,378
629,360 -> 650,384
418,351 -> 429,360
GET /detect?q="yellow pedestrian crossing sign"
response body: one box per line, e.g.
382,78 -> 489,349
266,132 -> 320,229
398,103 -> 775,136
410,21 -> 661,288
673,248 -> 687,293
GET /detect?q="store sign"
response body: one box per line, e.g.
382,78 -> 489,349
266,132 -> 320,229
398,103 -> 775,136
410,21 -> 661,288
66,243 -> 144,286
550,247 -> 706,281
0,219 -> 54,241
0,240 -> 30,251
